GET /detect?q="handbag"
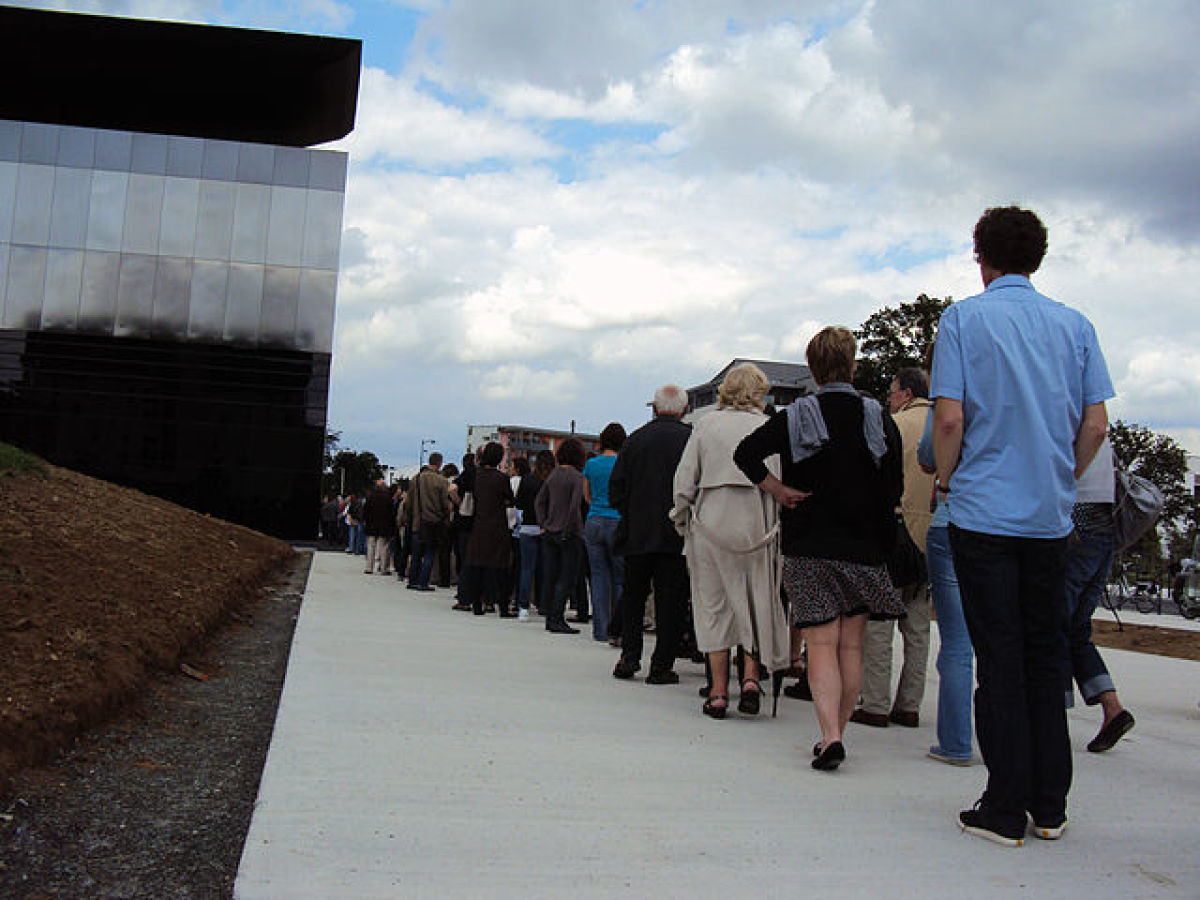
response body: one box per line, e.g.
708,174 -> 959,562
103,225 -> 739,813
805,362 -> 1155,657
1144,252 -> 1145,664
459,491 -> 475,517
1112,462 -> 1163,553
886,513 -> 926,588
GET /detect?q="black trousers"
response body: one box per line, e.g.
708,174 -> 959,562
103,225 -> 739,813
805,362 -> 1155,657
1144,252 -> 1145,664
542,531 -> 583,628
949,525 -> 1072,831
620,553 -> 688,672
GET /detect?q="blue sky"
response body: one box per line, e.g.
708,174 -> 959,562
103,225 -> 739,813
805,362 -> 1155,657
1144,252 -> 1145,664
16,0 -> 1200,470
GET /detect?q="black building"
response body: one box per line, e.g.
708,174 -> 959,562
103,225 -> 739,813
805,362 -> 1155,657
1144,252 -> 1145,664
686,358 -> 817,416
0,8 -> 361,538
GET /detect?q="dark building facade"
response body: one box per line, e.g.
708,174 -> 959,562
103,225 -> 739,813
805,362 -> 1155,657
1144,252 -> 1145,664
0,8 -> 361,538
686,358 -> 817,417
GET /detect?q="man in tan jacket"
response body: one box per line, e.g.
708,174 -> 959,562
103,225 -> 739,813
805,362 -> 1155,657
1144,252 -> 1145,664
852,367 -> 935,727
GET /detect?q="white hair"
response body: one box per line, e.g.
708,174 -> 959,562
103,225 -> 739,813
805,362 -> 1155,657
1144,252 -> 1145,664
653,383 -> 687,416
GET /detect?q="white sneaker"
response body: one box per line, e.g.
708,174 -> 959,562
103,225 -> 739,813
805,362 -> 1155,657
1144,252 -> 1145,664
517,609 -> 530,622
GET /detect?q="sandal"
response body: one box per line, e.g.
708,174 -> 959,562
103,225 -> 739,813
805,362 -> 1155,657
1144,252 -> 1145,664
738,679 -> 762,716
702,694 -> 728,720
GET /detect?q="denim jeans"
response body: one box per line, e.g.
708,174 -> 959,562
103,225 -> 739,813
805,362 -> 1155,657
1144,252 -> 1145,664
1063,520 -> 1116,706
517,532 -> 541,611
949,525 -> 1072,832
926,526 -> 974,761
584,517 -> 624,641
541,531 -> 582,628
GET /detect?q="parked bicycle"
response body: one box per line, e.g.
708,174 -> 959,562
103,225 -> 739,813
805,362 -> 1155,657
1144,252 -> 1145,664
1173,542 -> 1200,619
1107,561 -> 1160,614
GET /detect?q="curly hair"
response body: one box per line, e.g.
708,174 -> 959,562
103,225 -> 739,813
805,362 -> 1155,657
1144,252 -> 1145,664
973,206 -> 1048,275
717,362 -> 769,411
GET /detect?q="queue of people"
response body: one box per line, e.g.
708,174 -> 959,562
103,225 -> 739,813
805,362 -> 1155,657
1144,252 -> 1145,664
334,206 -> 1133,846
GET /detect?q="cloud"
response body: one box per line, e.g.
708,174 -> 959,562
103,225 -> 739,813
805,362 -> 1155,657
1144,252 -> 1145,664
477,364 -> 580,402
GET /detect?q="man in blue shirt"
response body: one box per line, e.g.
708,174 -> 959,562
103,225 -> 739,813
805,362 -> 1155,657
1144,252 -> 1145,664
931,206 -> 1112,847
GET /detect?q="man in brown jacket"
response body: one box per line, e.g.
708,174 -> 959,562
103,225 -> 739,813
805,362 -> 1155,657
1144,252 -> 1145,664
405,453 -> 452,591
853,367 -> 935,727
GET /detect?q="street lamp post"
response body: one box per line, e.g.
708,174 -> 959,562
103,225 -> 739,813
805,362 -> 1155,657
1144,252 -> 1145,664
420,438 -> 436,467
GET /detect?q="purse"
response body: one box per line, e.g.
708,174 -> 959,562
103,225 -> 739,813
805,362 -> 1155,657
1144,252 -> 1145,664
886,513 -> 926,588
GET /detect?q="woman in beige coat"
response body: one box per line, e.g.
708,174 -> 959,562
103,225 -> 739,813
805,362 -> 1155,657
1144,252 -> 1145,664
670,363 -> 788,718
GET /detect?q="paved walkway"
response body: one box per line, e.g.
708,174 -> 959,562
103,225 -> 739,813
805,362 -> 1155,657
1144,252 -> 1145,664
235,550 -> 1200,898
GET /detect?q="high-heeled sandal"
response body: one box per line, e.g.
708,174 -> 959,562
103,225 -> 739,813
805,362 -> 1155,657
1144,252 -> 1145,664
702,694 -> 728,719
738,679 -> 762,716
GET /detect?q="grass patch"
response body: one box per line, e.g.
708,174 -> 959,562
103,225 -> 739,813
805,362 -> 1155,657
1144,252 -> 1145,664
0,442 -> 47,476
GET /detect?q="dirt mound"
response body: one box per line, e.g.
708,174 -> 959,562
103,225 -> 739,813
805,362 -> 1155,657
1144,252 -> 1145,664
0,447 -> 294,781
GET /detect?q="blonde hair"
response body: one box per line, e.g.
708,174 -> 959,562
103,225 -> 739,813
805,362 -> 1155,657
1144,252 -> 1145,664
806,326 -> 857,385
717,363 -> 769,411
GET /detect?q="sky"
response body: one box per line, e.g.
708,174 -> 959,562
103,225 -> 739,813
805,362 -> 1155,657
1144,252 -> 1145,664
15,0 -> 1200,471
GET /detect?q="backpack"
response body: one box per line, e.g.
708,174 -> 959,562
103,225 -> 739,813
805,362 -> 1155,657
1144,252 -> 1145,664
1112,461 -> 1164,553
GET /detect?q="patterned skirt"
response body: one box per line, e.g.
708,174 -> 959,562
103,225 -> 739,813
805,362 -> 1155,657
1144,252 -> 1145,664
783,556 -> 904,628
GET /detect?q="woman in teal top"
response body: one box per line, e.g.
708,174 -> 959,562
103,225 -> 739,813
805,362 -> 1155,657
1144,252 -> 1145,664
583,423 -> 626,642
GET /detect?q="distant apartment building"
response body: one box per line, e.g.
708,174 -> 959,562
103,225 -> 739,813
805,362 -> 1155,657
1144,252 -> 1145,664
686,358 -> 817,417
465,424 -> 600,463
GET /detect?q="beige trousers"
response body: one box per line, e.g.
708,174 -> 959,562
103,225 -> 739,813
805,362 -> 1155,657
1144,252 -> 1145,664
365,535 -> 392,574
860,583 -> 931,715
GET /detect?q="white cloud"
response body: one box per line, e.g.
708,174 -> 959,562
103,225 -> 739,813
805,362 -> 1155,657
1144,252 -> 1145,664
478,364 -> 580,402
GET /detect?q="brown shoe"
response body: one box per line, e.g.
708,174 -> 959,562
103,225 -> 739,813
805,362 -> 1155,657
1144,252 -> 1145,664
849,708 -> 889,728
889,708 -> 919,728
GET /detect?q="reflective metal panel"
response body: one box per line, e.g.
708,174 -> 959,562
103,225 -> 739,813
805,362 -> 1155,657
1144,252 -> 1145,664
231,183 -> 269,264
130,132 -> 168,175
195,180 -> 235,261
201,140 -> 237,181
166,137 -> 204,178
86,170 -> 128,252
122,173 -> 165,254
3,246 -> 47,329
94,129 -> 133,172
152,256 -> 193,337
159,177 -> 200,257
308,151 -> 347,192
19,123 -> 57,165
224,262 -> 264,343
79,250 -> 120,331
273,147 -> 310,187
115,253 -> 156,337
295,268 -> 336,353
12,164 -> 54,245
0,121 -> 19,162
0,244 -> 8,320
49,167 -> 92,249
266,186 -> 306,267
0,162 -> 16,243
42,249 -> 84,329
57,127 -> 96,169
236,144 -> 274,184
260,265 -> 300,344
302,189 -> 344,270
187,259 -> 228,342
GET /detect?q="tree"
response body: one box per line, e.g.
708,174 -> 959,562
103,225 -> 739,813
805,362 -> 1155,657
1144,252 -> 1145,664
322,428 -> 342,473
853,293 -> 953,400
325,449 -> 383,496
1108,421 -> 1195,565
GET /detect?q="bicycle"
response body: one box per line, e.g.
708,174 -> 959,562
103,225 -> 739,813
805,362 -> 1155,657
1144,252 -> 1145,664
1107,563 -> 1159,614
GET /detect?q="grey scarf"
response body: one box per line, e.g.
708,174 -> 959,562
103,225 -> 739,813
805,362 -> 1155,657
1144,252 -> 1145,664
785,382 -> 887,466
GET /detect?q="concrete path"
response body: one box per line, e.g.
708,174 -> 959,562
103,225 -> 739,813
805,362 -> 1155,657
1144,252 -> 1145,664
235,550 -> 1200,898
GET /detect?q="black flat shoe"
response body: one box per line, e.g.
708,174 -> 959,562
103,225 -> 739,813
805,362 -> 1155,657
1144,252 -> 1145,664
546,621 -> 579,634
812,741 -> 845,771
1087,709 -> 1135,752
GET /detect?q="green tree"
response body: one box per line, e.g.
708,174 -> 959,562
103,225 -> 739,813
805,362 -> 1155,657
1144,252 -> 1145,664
1108,421 -> 1194,566
325,448 -> 383,496
853,293 -> 953,400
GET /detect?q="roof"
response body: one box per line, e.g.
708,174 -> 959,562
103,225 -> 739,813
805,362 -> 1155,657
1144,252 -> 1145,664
0,7 -> 361,147
688,358 -> 816,392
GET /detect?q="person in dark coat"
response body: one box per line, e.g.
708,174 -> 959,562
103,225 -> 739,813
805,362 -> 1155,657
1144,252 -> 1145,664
363,478 -> 397,575
461,442 -> 516,616
609,384 -> 692,684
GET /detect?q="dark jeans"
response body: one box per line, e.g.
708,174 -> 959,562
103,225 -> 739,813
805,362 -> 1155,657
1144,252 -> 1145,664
409,522 -> 447,588
621,553 -> 688,673
1064,521 -> 1117,706
949,524 -> 1072,832
541,531 -> 583,628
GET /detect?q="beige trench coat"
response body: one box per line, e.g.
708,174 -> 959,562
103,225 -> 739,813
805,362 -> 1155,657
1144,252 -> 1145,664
669,408 -> 788,671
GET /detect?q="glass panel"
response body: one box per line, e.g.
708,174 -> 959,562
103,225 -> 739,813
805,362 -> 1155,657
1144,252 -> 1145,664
265,186 -> 306,267
194,180 -> 235,261
309,151 -> 347,192
57,127 -> 96,169
295,268 -> 336,353
152,256 -> 193,338
201,139 -> 237,181
130,133 -> 168,175
231,183 -> 269,264
236,144 -> 274,184
94,129 -> 133,172
20,123 -> 57,165
224,262 -> 264,344
122,173 -> 164,254
115,253 -> 156,337
0,161 -> 16,243
187,259 -> 228,342
159,177 -> 200,257
3,246 -> 47,329
79,250 -> 120,331
86,170 -> 128,252
166,136 -> 204,178
260,265 -> 300,345
0,244 -> 8,321
49,167 -> 92,249
302,188 -> 344,270
0,120 -> 19,162
42,249 -> 84,329
273,147 -> 310,187
12,164 -> 55,245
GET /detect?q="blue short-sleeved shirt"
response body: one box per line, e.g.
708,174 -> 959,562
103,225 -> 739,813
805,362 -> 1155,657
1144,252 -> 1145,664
930,275 -> 1114,539
582,454 -> 620,519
